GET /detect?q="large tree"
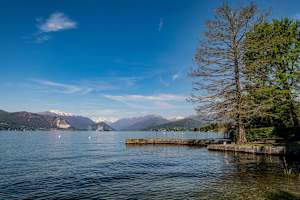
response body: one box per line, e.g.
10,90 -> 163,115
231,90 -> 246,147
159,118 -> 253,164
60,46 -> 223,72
191,2 -> 264,143
244,18 -> 300,128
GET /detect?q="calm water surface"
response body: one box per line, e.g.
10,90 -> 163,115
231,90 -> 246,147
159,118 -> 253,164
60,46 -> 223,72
0,131 -> 300,200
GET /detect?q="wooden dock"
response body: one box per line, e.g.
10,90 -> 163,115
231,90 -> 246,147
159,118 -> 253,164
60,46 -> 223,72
125,138 -> 231,146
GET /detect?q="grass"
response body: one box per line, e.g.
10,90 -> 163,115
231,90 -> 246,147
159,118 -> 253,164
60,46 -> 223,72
283,157 -> 293,176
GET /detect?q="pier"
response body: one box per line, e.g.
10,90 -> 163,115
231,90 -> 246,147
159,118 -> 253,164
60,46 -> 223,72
125,138 -> 300,156
207,144 -> 300,156
125,138 -> 231,146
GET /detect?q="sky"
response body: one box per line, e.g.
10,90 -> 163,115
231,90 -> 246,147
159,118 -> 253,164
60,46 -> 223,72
0,0 -> 300,122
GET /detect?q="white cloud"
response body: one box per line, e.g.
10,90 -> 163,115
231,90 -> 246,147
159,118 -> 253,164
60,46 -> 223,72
31,79 -> 92,95
158,18 -> 164,32
172,73 -> 179,80
153,101 -> 175,109
29,76 -> 141,95
38,12 -> 77,33
32,12 -> 77,43
167,116 -> 184,121
93,116 -> 119,123
104,94 -> 186,102
103,93 -> 190,114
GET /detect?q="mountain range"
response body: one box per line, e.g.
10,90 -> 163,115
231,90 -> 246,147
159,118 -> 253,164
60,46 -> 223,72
40,111 -> 96,130
0,110 -> 113,131
0,109 -> 204,131
145,116 -> 205,131
108,115 -> 170,130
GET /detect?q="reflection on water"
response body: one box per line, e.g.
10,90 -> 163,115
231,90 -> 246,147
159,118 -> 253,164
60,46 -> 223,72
198,152 -> 300,199
0,131 -> 299,199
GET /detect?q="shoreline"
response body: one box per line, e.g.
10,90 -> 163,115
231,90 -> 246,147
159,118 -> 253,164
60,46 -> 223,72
126,138 -> 300,156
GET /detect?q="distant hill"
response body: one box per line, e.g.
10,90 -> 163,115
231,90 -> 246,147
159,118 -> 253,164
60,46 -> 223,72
0,109 -> 113,131
0,109 -> 203,131
0,110 -> 64,130
40,111 -> 95,130
147,116 -> 204,131
110,115 -> 170,131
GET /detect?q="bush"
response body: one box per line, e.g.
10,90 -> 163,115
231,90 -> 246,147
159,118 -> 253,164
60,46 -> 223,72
199,123 -> 218,132
228,127 -> 275,142
227,128 -> 238,141
228,126 -> 300,142
246,127 -> 275,142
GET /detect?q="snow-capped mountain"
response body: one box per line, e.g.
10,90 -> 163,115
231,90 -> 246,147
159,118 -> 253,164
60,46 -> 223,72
40,110 -> 95,130
93,117 -> 118,124
168,116 -> 185,121
47,110 -> 75,116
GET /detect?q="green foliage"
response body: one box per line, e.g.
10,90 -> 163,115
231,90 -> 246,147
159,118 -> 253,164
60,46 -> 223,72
148,118 -> 203,131
191,2 -> 264,143
246,127 -> 275,142
227,128 -> 238,141
229,126 -> 300,142
283,157 -> 293,176
229,127 -> 275,142
244,18 -> 300,129
199,123 -> 228,132
199,123 -> 219,132
192,3 -> 300,142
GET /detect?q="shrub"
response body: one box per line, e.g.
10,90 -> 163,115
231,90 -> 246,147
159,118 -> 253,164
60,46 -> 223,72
246,127 -> 275,142
228,127 -> 275,142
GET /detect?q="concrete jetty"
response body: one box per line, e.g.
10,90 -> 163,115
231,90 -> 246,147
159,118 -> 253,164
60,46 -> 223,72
207,144 -> 300,156
125,138 -> 231,146
125,138 -> 300,156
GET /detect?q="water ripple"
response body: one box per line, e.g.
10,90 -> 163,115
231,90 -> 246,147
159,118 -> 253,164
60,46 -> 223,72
0,131 -> 300,199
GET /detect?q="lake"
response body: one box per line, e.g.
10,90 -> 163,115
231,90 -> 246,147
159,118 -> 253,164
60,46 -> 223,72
0,131 -> 300,199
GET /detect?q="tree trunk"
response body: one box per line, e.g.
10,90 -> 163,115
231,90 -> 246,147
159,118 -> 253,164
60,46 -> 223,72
237,125 -> 247,144
234,49 -> 247,144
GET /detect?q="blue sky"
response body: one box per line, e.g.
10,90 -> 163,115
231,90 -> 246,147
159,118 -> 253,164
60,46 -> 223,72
0,0 -> 299,121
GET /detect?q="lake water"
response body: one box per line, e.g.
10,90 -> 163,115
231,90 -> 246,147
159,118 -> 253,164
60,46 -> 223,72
0,131 -> 300,200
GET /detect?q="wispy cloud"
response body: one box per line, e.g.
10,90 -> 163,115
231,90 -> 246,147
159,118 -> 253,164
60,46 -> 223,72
158,18 -> 164,32
77,109 -> 120,123
35,35 -> 52,43
38,12 -> 77,33
28,76 -> 142,95
159,77 -> 170,87
104,94 -> 185,102
103,93 -> 186,110
31,79 -> 91,94
172,73 -> 179,80
81,76 -> 142,89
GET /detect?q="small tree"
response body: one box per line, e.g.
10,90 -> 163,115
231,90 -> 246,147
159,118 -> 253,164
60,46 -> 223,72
191,2 -> 264,143
244,18 -> 300,128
